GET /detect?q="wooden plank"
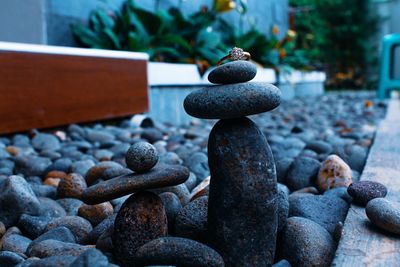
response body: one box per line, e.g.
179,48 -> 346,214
0,42 -> 149,134
332,97 -> 400,266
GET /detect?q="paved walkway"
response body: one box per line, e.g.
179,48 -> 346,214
333,97 -> 400,266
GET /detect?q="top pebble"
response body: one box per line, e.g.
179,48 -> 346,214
208,60 -> 257,84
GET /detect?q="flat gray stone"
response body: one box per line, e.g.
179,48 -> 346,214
184,82 -> 281,119
82,164 -> 189,204
208,60 -> 257,84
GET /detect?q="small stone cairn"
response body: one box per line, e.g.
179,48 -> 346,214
81,141 -> 194,266
184,52 -> 282,266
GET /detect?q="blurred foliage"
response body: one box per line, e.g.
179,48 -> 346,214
72,0 -> 227,73
71,0 -> 313,75
289,0 -> 381,89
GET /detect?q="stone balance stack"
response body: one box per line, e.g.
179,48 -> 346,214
184,60 -> 281,266
81,142 -> 192,266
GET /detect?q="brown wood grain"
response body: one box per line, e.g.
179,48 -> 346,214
0,50 -> 148,134
332,98 -> 400,266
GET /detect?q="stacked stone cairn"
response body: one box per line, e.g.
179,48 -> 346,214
184,59 -> 282,266
81,141 -> 224,266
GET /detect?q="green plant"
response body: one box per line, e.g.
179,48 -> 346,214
289,0 -> 381,89
72,0 -> 314,75
72,0 -> 227,71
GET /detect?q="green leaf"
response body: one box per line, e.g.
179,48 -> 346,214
71,24 -> 107,48
162,34 -> 192,51
196,30 -> 221,49
127,5 -> 149,39
128,32 -> 140,50
96,8 -> 115,29
103,28 -> 121,49
132,7 -> 162,35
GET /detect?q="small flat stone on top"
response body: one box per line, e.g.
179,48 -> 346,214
184,82 -> 281,119
208,60 -> 257,84
81,164 -> 189,204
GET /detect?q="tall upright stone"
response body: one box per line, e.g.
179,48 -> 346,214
207,117 -> 278,266
184,58 -> 281,266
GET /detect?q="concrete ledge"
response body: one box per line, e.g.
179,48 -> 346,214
333,97 -> 400,266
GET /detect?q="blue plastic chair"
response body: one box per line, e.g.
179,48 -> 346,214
378,34 -> 400,99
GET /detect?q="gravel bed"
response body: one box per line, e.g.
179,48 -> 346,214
0,91 -> 387,267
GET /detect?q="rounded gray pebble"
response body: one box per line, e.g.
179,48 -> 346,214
278,217 -> 335,267
125,142 -> 159,173
347,181 -> 387,206
366,198 -> 400,235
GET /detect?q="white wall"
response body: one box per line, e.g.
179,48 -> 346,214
0,0 -> 45,44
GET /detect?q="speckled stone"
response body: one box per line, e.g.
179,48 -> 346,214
207,117 -> 278,266
347,181 -> 387,206
278,217 -> 335,267
0,175 -> 41,227
18,215 -> 51,239
135,237 -> 224,267
1,234 -> 31,254
125,142 -> 159,173
277,183 -> 290,232
0,251 -> 25,267
85,161 -> 131,186
184,82 -> 281,119
14,155 -> 51,177
113,191 -> 168,266
78,202 -> 113,226
56,198 -> 83,216
366,198 -> 400,234
57,173 -> 87,199
27,239 -> 89,258
32,133 -> 60,151
28,226 -> 76,249
82,164 -> 189,205
69,248 -> 109,267
37,197 -> 66,218
208,60 -> 257,84
289,194 -> 349,235
151,184 -> 191,205
86,214 -> 116,244
159,192 -> 182,231
316,155 -> 352,193
23,255 -> 77,267
46,216 -> 93,244
175,196 -> 208,242
285,157 -> 321,191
